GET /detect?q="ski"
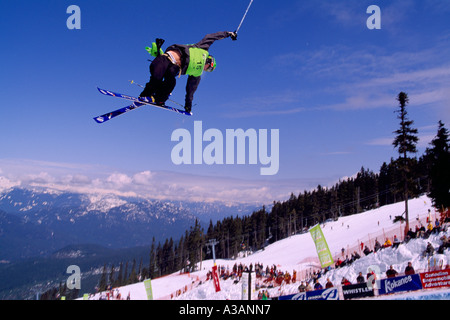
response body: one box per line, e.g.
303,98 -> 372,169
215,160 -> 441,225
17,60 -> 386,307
95,87 -> 192,120
93,102 -> 146,123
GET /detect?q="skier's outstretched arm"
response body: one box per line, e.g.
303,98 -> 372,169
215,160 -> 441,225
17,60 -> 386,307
195,31 -> 237,50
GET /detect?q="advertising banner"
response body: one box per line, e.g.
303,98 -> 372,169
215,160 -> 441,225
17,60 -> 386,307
420,269 -> 450,289
212,265 -> 221,292
342,283 -> 374,300
144,279 -> 153,300
309,224 -> 334,268
278,287 -> 339,300
241,271 -> 256,300
378,274 -> 422,295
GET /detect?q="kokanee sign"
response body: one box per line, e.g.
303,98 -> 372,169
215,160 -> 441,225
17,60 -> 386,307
420,269 -> 450,289
378,274 -> 422,295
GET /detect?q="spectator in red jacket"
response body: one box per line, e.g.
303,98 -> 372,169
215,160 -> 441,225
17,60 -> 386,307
341,277 -> 351,286
404,262 -> 415,275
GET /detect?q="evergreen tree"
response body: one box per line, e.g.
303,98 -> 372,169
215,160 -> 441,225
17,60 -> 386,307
186,219 -> 204,271
109,264 -> 115,288
98,264 -> 108,292
155,242 -> 162,276
138,258 -> 144,281
378,159 -> 402,205
254,207 -> 268,249
128,259 -> 137,284
67,286 -> 80,300
427,121 -> 450,209
392,92 -> 419,235
161,238 -> 175,274
181,231 -> 190,272
123,261 -> 129,285
149,237 -> 156,279
177,235 -> 187,273
114,262 -> 124,287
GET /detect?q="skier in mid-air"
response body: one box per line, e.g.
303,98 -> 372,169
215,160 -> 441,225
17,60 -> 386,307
139,31 -> 237,114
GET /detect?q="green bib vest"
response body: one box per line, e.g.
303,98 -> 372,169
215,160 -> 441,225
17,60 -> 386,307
186,47 -> 209,77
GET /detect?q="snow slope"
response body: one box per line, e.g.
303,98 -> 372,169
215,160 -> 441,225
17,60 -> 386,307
84,195 -> 450,300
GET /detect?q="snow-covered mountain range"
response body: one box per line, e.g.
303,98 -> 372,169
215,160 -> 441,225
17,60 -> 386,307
0,186 -> 258,261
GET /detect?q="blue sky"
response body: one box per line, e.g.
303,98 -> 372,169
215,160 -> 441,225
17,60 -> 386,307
0,0 -> 449,204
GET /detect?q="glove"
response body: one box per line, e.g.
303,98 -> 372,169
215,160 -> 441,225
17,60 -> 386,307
145,38 -> 165,57
145,42 -> 164,57
228,31 -> 237,41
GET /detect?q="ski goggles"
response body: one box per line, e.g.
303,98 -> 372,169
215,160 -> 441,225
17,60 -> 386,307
205,56 -> 216,72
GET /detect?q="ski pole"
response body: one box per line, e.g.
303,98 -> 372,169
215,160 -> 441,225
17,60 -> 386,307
235,0 -> 254,35
129,80 -> 144,88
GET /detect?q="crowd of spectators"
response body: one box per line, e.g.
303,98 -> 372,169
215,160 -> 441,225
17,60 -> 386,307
204,214 -> 450,299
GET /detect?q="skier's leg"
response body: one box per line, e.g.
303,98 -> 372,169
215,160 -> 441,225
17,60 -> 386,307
154,64 -> 180,104
140,55 -> 170,98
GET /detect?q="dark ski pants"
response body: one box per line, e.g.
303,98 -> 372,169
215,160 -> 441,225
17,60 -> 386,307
140,55 -> 180,104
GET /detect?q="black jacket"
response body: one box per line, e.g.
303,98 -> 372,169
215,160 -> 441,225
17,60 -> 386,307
166,31 -> 230,107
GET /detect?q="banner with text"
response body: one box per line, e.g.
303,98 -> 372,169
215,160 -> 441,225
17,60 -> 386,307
279,287 -> 339,300
420,269 -> 450,290
378,274 -> 422,295
342,283 -> 374,300
144,279 -> 153,300
309,224 -> 334,268
241,271 -> 256,300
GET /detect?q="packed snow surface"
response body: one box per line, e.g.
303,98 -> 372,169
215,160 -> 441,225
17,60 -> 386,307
85,195 -> 450,300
